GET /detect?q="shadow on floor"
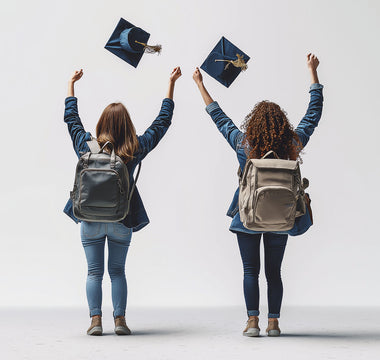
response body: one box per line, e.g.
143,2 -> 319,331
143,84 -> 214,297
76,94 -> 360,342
129,328 -> 188,336
281,332 -> 380,340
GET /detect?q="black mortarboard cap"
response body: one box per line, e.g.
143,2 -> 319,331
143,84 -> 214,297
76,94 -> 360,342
200,36 -> 250,88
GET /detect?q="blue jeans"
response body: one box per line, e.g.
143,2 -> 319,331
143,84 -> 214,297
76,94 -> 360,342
80,221 -> 132,318
236,232 -> 288,318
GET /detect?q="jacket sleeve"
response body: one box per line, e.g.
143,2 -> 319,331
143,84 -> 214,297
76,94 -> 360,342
64,97 -> 92,158
136,98 -> 174,160
205,101 -> 243,151
295,83 -> 324,148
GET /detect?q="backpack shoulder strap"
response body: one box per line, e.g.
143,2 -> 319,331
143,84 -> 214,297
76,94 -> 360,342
127,162 -> 142,201
237,166 -> 242,179
86,137 -> 101,153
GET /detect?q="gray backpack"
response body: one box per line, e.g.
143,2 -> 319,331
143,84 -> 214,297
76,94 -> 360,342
238,151 -> 308,231
70,139 -> 141,222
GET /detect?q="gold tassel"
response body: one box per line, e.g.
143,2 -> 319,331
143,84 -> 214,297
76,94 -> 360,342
215,53 -> 248,71
135,40 -> 162,54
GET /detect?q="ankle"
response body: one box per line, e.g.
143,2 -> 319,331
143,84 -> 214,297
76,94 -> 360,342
248,315 -> 259,320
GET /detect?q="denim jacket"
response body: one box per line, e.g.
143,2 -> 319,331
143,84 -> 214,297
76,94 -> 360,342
205,83 -> 324,236
63,96 -> 175,232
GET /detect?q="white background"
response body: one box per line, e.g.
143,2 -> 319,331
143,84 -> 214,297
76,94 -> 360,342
0,0 -> 379,310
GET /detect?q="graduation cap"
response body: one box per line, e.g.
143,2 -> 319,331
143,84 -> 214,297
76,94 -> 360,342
105,18 -> 162,68
200,36 -> 250,88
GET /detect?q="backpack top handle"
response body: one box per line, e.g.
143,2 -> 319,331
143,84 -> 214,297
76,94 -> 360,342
83,140 -> 117,169
99,141 -> 117,169
261,150 -> 280,159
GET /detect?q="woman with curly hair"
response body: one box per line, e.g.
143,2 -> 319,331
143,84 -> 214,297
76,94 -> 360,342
193,54 -> 323,337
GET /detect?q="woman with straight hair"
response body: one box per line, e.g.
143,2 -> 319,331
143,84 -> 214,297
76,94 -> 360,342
193,54 -> 323,336
63,66 -> 182,335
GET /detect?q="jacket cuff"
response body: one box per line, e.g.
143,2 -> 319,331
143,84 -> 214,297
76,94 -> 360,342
206,101 -> 220,114
65,96 -> 77,104
163,97 -> 174,108
310,83 -> 324,91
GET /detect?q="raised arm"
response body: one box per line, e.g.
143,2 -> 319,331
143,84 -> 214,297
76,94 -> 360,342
137,67 -> 181,159
193,68 -> 243,151
64,69 -> 91,158
67,69 -> 83,97
295,54 -> 324,148
193,67 -> 214,106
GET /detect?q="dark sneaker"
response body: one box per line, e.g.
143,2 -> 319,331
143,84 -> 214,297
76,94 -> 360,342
114,316 -> 131,335
266,319 -> 281,336
243,317 -> 260,337
87,315 -> 103,336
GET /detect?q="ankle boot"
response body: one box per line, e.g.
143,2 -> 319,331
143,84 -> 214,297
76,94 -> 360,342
87,315 -> 102,336
243,316 -> 260,337
266,318 -> 281,336
114,316 -> 131,335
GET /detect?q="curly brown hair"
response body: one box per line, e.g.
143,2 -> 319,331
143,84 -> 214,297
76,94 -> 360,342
241,101 -> 302,160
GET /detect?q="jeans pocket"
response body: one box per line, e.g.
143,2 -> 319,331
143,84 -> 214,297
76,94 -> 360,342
81,221 -> 102,239
112,222 -> 132,238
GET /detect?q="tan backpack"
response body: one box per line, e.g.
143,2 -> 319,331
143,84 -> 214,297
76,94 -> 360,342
238,151 -> 308,231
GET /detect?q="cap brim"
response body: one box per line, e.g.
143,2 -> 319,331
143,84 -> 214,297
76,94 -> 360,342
104,17 -> 150,68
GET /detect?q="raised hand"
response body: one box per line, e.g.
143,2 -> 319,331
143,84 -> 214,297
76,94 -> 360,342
70,69 -> 84,83
307,54 -> 320,84
166,66 -> 182,100
192,67 -> 203,85
307,53 -> 319,71
193,67 -> 213,106
170,67 -> 182,83
67,69 -> 83,97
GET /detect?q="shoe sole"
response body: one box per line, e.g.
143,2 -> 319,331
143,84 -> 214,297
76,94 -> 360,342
87,326 -> 103,336
267,329 -> 281,337
243,328 -> 260,337
115,326 -> 131,335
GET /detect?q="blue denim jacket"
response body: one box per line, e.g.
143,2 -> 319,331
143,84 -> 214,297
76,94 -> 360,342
63,96 -> 175,232
205,83 -> 324,236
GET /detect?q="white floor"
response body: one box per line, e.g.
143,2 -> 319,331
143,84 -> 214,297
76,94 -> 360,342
1,306 -> 380,360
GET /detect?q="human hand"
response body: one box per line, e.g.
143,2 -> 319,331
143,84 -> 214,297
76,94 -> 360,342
70,69 -> 83,83
169,67 -> 182,83
307,53 -> 319,71
192,67 -> 203,85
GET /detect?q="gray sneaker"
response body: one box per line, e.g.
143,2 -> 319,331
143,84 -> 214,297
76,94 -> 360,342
243,317 -> 260,337
114,316 -> 131,335
266,319 -> 281,337
87,315 -> 103,336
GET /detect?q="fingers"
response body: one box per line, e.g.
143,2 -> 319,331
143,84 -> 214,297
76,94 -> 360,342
170,66 -> 182,82
171,66 -> 181,74
192,67 -> 203,85
73,69 -> 83,79
307,53 -> 319,71
307,53 -> 319,62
